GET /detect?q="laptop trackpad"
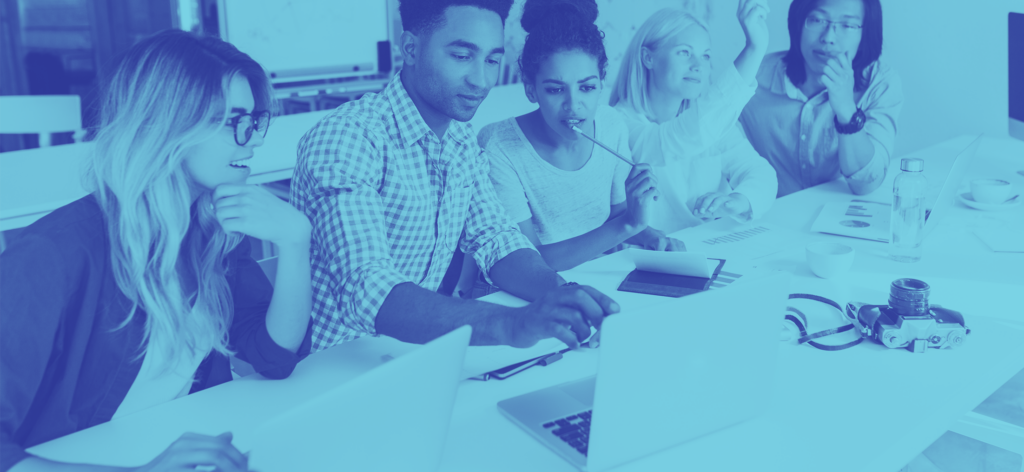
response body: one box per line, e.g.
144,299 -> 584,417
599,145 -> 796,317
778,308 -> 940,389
560,376 -> 596,407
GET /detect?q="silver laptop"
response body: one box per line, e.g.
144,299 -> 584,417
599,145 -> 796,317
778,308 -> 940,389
245,326 -> 471,472
921,134 -> 984,239
497,272 -> 791,471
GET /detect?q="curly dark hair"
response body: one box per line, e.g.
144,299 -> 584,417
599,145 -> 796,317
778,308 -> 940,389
518,0 -> 608,83
399,0 -> 514,36
782,0 -> 883,93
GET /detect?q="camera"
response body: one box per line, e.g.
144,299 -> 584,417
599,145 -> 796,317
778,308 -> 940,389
845,278 -> 969,353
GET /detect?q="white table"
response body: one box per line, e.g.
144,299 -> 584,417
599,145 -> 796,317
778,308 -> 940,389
25,136 -> 1024,471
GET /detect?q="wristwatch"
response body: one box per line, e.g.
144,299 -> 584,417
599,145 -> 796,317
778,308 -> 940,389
834,108 -> 866,135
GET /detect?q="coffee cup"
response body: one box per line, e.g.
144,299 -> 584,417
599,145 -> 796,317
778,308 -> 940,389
970,179 -> 1012,204
806,242 -> 855,279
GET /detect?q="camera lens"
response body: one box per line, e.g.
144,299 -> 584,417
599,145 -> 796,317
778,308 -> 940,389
889,278 -> 930,317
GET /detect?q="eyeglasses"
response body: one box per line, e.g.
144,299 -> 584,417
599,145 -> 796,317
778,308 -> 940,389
226,111 -> 270,146
804,15 -> 863,37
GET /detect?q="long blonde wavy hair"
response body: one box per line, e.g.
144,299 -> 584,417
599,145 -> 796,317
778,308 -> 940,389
609,9 -> 708,118
83,30 -> 273,364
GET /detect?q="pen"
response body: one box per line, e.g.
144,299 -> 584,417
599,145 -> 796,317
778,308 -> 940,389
570,125 -> 635,167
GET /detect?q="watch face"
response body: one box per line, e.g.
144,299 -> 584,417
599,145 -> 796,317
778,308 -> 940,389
836,109 -> 866,134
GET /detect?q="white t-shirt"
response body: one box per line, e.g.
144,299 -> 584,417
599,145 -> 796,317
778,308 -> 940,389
479,106 -> 632,246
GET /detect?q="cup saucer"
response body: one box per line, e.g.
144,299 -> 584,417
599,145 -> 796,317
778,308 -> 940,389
958,192 -> 1022,211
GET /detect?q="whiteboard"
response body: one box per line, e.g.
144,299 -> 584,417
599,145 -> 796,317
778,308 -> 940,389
221,0 -> 389,83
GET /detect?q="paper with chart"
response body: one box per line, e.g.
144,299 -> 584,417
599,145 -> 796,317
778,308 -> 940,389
811,200 -> 891,243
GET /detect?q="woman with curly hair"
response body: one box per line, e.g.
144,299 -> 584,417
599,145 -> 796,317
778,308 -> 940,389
1,30 -> 312,472
477,0 -> 683,273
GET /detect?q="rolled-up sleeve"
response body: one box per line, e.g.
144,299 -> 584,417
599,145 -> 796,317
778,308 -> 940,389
845,69 -> 904,195
294,118 -> 412,340
226,237 -> 305,379
461,148 -> 536,282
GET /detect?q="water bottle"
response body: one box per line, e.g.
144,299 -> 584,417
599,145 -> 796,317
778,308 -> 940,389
890,158 -> 927,262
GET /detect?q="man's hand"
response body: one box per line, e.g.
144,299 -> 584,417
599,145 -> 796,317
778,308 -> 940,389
822,51 -> 858,123
133,432 -> 248,472
694,192 -> 752,221
503,285 -> 620,349
627,227 -> 686,251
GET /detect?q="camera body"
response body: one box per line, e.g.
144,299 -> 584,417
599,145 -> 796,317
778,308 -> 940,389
845,278 -> 969,353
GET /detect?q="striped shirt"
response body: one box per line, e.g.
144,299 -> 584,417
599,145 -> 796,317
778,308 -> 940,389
291,74 -> 534,352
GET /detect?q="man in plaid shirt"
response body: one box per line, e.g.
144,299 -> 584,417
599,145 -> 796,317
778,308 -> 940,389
292,0 -> 620,353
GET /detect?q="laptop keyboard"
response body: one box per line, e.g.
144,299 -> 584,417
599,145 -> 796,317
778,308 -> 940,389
542,410 -> 592,456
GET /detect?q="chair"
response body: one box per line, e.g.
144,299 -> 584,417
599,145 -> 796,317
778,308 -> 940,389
0,142 -> 90,253
0,142 -> 92,232
0,95 -> 84,146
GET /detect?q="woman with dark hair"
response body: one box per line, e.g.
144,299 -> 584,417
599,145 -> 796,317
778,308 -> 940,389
476,0 -> 682,272
1,29 -> 312,471
739,0 -> 903,197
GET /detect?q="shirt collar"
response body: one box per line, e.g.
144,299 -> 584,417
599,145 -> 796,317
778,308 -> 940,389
771,58 -> 813,103
384,73 -> 474,148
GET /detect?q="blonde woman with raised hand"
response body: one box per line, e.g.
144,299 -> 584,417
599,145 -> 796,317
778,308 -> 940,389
610,1 -> 778,234
1,30 -> 312,472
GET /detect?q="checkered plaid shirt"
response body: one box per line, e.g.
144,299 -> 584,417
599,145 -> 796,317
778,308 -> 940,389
291,74 -> 535,352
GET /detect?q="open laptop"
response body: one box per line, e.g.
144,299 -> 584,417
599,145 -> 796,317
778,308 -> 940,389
498,272 -> 790,471
245,326 -> 471,472
921,134 -> 984,239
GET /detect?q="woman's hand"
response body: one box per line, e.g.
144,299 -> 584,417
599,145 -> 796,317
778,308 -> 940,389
213,184 -> 312,249
738,0 -> 770,52
623,164 -> 659,231
694,192 -> 752,221
133,432 -> 248,472
627,227 -> 686,252
822,51 -> 858,123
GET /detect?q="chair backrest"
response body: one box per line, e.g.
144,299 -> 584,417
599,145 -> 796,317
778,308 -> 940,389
0,95 -> 83,146
0,142 -> 92,231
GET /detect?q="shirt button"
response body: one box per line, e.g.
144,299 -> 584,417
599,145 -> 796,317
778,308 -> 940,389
801,135 -> 807,141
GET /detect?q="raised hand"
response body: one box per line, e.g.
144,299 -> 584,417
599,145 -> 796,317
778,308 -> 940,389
623,163 -> 659,231
693,191 -> 752,221
505,285 -> 620,349
134,432 -> 248,472
821,51 -> 858,123
738,0 -> 770,52
213,184 -> 312,248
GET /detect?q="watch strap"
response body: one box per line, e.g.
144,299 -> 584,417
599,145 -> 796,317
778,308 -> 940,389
834,108 -> 866,134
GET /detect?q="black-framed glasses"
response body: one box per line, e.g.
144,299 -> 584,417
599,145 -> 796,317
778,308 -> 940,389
226,111 -> 270,146
804,15 -> 863,37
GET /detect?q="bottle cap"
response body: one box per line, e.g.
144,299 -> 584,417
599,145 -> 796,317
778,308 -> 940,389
900,158 -> 924,172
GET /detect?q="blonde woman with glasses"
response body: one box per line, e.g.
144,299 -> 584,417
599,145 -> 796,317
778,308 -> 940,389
610,2 -> 778,234
1,30 -> 311,472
